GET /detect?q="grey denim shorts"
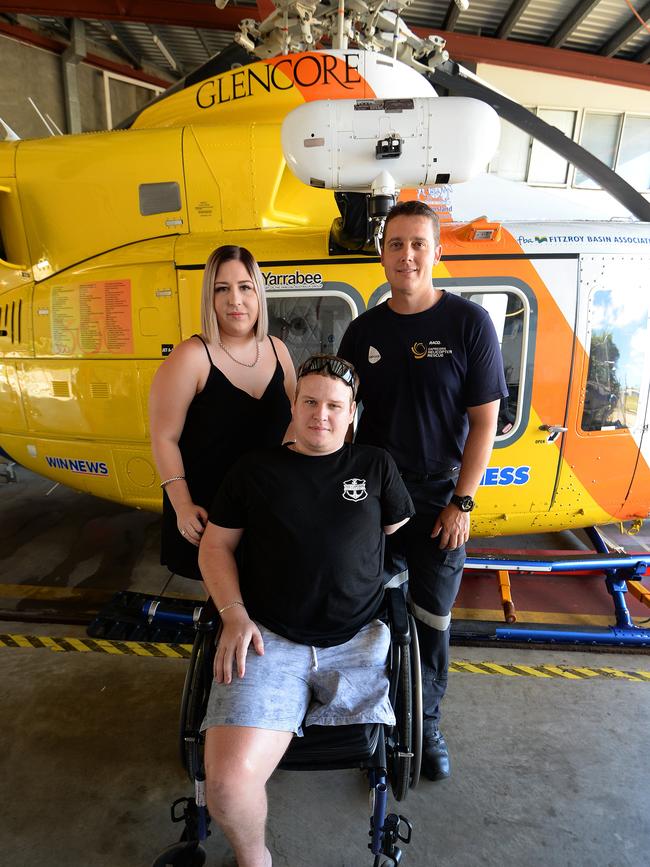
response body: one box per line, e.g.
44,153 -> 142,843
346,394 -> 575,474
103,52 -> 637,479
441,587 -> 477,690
201,619 -> 396,736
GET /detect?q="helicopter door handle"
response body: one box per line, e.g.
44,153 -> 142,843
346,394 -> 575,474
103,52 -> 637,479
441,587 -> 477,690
539,424 -> 568,444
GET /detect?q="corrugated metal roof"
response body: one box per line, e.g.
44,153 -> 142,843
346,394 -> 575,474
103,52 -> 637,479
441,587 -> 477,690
510,0 -> 573,43
450,0 -> 511,37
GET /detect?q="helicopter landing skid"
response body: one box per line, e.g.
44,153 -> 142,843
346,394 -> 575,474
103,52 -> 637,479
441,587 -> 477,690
457,527 -> 650,648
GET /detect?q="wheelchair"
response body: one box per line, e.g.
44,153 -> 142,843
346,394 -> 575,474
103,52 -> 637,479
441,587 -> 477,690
152,587 -> 422,867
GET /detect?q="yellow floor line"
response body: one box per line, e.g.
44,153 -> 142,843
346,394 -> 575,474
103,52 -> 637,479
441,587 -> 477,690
509,664 -> 554,678
1,635 -> 648,681
540,665 -> 584,680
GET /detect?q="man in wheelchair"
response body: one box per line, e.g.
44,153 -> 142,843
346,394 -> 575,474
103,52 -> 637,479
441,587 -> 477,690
197,354 -> 414,867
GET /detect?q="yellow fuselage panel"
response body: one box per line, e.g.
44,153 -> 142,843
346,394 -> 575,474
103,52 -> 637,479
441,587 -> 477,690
5,238 -> 180,453
32,238 -> 180,359
15,129 -> 187,279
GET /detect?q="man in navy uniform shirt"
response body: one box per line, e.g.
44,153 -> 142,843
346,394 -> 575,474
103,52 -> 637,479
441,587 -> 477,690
199,355 -> 414,867
338,200 -> 508,782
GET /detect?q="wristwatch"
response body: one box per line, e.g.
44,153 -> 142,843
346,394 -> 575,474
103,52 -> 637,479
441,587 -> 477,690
450,494 -> 475,512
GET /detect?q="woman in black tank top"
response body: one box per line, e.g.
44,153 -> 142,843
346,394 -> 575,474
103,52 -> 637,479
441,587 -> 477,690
149,245 -> 295,580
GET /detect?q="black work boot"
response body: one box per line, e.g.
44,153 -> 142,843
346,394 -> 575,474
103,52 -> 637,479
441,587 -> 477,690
422,727 -> 451,781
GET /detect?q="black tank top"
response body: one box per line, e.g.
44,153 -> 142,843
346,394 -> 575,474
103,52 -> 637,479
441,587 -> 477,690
161,335 -> 292,579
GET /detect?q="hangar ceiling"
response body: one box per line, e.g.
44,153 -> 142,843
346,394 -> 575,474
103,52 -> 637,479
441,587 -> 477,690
0,0 -> 648,88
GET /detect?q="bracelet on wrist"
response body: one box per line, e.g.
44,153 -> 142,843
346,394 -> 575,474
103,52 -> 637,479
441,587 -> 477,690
160,475 -> 185,488
218,601 -> 246,616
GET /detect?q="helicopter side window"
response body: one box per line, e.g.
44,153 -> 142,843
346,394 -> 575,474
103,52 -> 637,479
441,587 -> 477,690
138,182 -> 181,216
463,291 -> 525,439
581,288 -> 650,433
267,293 -> 355,369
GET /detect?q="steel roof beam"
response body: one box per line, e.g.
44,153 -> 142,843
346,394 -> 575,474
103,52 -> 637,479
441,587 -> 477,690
634,39 -> 650,63
101,20 -> 142,67
410,27 -> 650,90
496,0 -> 534,40
0,1 -> 253,30
148,23 -> 183,75
549,0 -> 602,49
196,28 -> 211,59
256,0 -> 276,18
443,1 -> 460,33
599,1 -> 650,56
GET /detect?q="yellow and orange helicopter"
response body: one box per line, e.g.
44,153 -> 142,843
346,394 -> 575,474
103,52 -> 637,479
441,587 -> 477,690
1,1 -> 650,643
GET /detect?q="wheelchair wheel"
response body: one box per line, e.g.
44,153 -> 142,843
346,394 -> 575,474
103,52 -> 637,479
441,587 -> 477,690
151,841 -> 206,867
179,630 -> 214,782
389,642 -> 412,802
408,614 -> 423,790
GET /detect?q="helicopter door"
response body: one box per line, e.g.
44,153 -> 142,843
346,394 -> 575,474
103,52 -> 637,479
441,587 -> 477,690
561,255 -> 650,518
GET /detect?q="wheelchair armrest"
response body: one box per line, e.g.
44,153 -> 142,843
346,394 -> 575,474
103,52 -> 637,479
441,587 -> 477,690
386,587 -> 410,646
195,597 -> 218,633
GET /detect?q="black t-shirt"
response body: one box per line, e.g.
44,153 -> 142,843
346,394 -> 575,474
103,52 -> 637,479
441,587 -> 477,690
338,292 -> 508,474
209,443 -> 414,647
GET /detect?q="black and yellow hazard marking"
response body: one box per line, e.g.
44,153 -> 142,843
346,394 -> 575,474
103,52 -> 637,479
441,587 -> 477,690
451,660 -> 650,682
0,634 -> 192,658
1,634 -> 649,680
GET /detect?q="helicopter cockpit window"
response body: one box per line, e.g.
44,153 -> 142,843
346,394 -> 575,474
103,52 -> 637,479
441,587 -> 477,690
138,182 -> 181,216
267,293 -> 355,369
581,288 -> 650,433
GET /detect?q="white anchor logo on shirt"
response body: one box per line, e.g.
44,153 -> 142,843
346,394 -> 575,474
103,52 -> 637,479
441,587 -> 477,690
342,478 -> 368,501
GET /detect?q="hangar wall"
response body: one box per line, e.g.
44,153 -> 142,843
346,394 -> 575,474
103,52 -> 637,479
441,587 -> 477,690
478,62 -> 650,215
0,34 -> 162,138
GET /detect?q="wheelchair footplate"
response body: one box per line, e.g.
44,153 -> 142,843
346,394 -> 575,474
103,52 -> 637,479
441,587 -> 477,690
370,812 -> 413,866
368,770 -> 413,865
151,774 -> 211,867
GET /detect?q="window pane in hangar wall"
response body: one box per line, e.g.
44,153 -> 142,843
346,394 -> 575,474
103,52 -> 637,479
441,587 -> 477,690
108,76 -> 161,129
267,293 -> 354,368
617,116 -> 650,192
575,112 -> 621,188
488,118 -> 532,181
581,288 -> 650,432
527,109 -> 576,185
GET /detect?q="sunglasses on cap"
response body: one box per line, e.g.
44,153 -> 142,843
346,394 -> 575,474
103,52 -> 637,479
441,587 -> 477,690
297,355 -> 358,397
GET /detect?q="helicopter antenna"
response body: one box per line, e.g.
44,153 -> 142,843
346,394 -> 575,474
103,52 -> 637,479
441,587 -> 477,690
0,117 -> 20,141
28,97 -> 57,136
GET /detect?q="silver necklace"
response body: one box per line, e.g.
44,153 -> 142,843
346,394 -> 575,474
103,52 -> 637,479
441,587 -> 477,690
219,338 -> 260,368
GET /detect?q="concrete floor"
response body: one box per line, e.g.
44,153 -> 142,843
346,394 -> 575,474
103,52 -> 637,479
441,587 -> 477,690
1,465 -> 649,867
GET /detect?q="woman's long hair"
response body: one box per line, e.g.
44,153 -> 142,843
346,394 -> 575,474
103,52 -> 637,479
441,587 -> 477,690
200,245 -> 269,343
